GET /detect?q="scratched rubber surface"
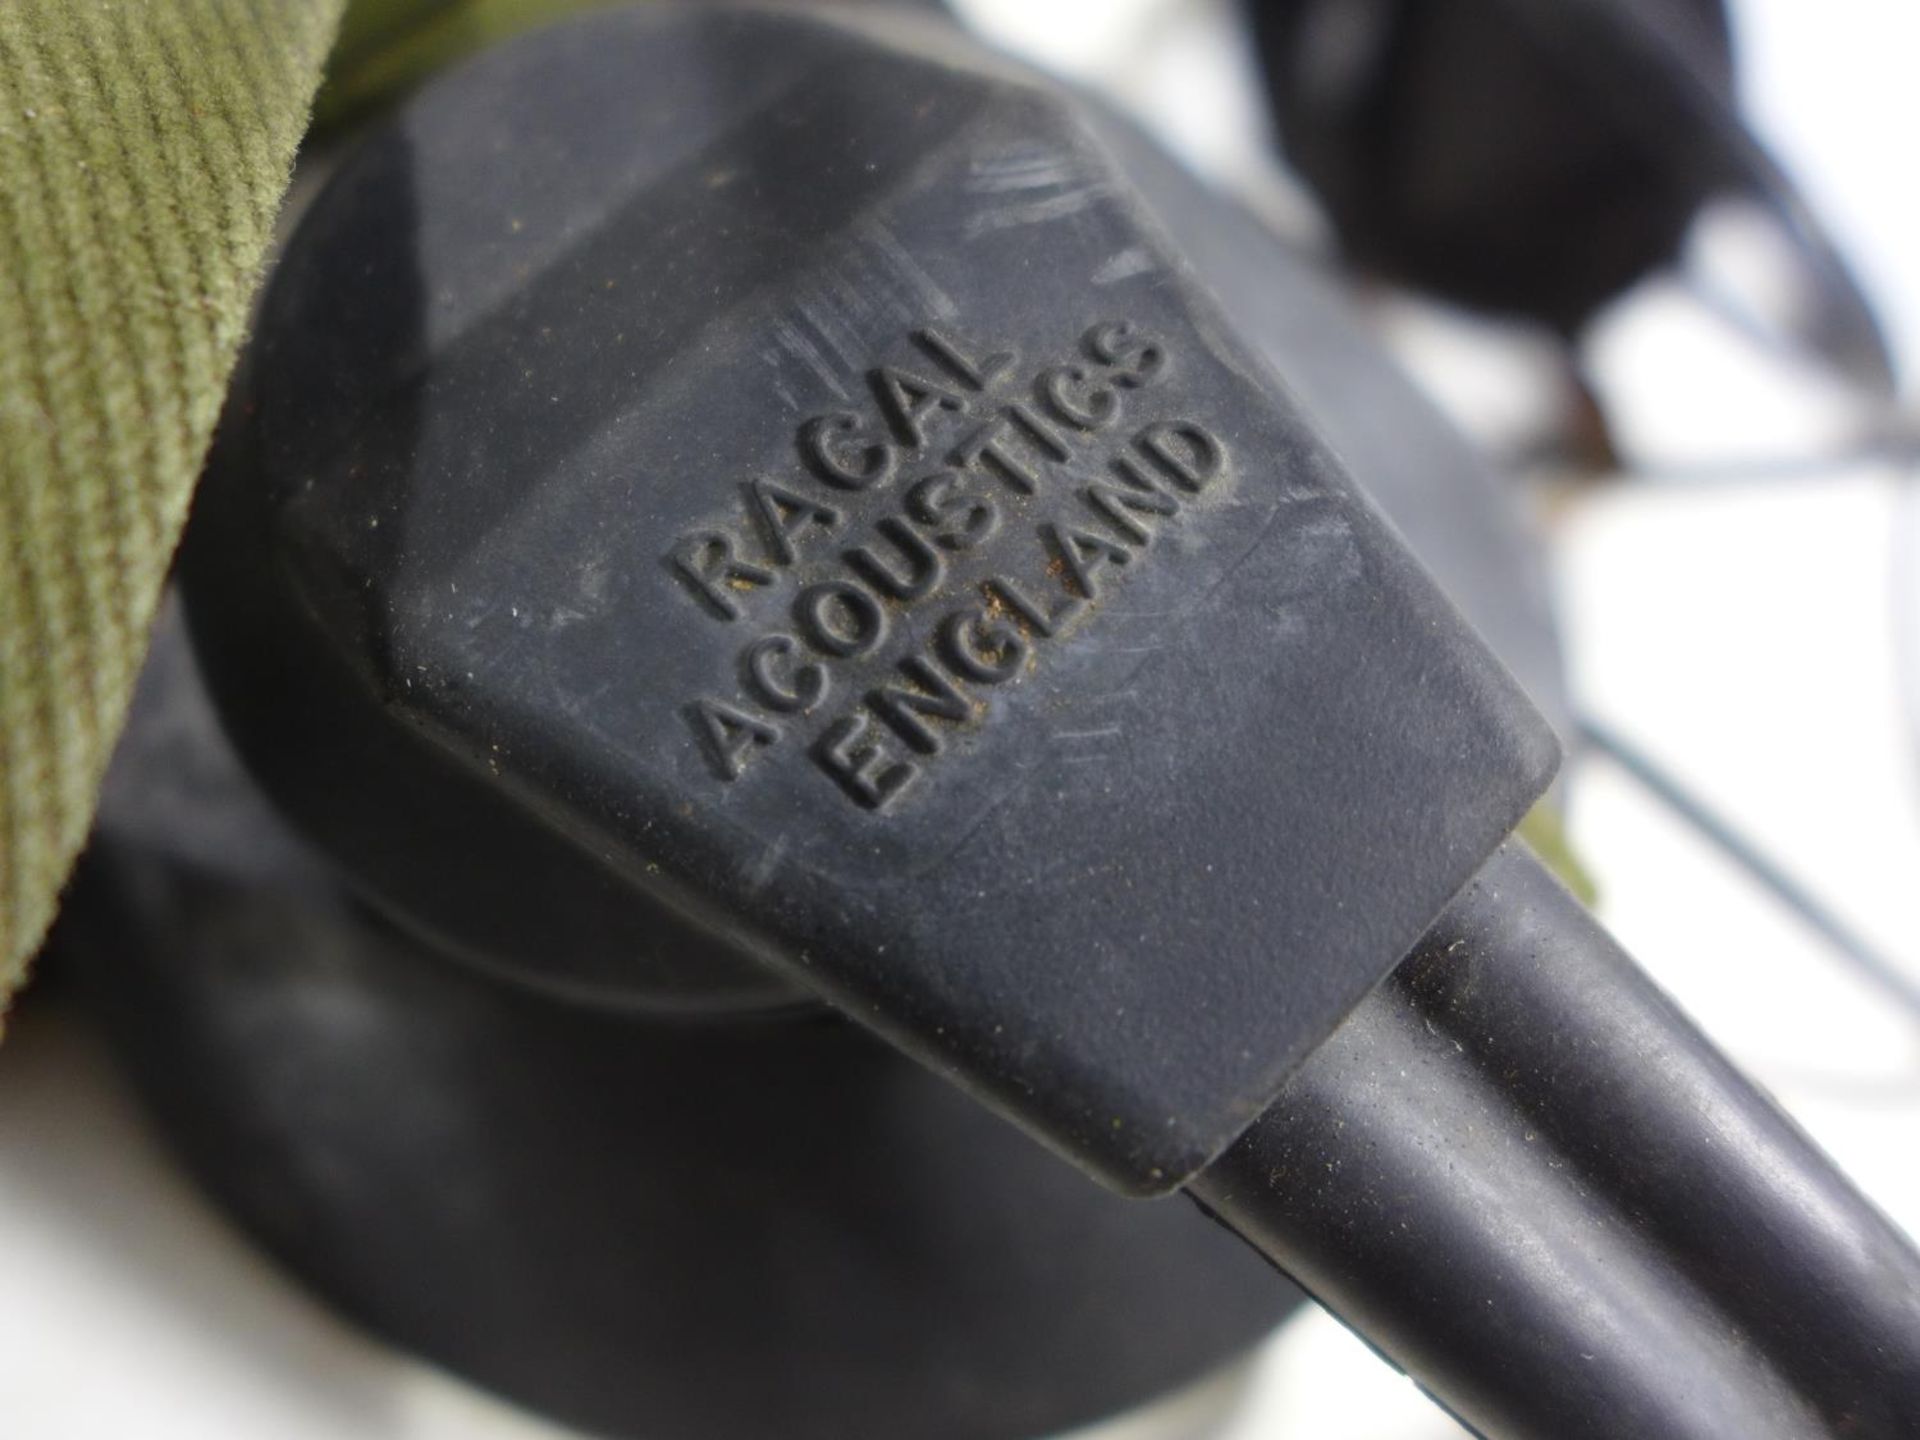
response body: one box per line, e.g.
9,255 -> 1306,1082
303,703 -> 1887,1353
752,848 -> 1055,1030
185,8 -> 1558,1192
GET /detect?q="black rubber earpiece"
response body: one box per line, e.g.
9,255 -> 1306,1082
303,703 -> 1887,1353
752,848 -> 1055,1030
1248,0 -> 1893,393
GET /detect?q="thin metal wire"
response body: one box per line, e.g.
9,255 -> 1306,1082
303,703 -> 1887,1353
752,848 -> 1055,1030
1577,714 -> 1920,1025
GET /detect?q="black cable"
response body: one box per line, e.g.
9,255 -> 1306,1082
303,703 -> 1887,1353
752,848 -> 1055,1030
1189,842 -> 1920,1440
1578,714 -> 1920,1024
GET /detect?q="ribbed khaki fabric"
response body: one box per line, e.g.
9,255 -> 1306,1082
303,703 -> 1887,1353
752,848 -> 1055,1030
0,0 -> 343,1009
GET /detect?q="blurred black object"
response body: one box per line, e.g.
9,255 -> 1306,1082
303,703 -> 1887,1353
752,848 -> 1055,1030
1249,0 -> 1894,395
1250,0 -> 1734,328
53,604 -> 1300,1440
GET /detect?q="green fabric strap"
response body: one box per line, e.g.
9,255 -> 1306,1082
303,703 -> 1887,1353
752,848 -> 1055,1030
0,0 -> 343,1009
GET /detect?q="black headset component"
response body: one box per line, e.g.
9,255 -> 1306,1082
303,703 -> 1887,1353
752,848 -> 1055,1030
53,6 -> 1920,1438
1246,0 -> 1895,394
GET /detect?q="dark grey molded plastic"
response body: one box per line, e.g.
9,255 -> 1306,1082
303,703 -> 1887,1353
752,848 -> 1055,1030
185,7 -> 1557,1193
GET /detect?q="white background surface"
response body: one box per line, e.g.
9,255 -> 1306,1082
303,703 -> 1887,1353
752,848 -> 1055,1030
4,2 -> 1918,1435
